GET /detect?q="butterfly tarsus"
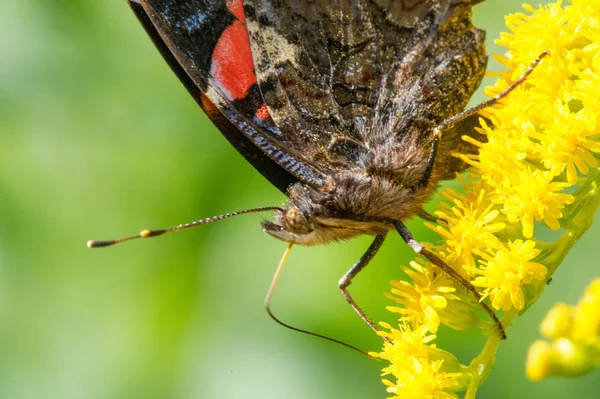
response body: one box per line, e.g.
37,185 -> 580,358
417,208 -> 441,223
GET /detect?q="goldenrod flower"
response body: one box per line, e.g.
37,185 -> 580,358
527,279 -> 600,381
382,358 -> 461,399
472,239 -> 546,311
428,180 -> 505,277
373,323 -> 466,399
538,105 -> 600,184
377,1 -> 600,397
386,259 -> 480,334
571,279 -> 600,343
497,168 -> 573,237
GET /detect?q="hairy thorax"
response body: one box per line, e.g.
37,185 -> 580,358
262,142 -> 438,245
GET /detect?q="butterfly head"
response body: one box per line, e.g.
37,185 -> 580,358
261,182 -> 392,246
262,204 -> 317,245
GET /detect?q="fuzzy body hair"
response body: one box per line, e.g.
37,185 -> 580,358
262,133 -> 439,245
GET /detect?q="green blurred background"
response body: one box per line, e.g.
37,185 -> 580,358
1,1 -> 598,398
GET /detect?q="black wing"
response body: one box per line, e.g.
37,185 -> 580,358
127,0 -> 327,191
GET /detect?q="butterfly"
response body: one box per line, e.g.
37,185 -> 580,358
90,0 -> 510,342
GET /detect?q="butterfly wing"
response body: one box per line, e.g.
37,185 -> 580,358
129,0 -> 487,191
243,0 -> 487,172
127,0 -> 328,191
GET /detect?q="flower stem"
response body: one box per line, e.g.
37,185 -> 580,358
465,310 -> 518,399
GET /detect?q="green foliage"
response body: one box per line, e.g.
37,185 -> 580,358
0,1 -> 597,398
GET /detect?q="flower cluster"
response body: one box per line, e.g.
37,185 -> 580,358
376,324 -> 467,399
527,278 -> 600,381
375,1 -> 600,397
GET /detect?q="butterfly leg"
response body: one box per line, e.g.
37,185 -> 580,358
418,50 -> 550,188
418,209 -> 449,226
339,234 -> 387,337
417,209 -> 438,222
392,220 -> 507,339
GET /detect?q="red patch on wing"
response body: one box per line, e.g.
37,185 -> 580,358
211,20 -> 256,100
255,103 -> 270,120
226,0 -> 246,23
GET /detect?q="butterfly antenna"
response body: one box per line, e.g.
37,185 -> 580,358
87,206 -> 284,248
265,242 -> 377,359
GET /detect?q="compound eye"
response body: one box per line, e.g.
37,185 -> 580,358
283,207 -> 312,234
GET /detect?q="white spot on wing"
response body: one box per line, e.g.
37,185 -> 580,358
246,20 -> 301,72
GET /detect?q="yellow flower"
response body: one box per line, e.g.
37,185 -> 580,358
472,240 -> 547,311
428,180 -> 505,277
386,259 -> 481,333
386,260 -> 452,334
374,323 -> 466,399
527,279 -> 600,381
537,102 -> 600,184
461,124 -> 534,188
378,0 -> 600,396
382,358 -> 461,399
498,168 -> 574,238
539,303 -> 573,339
570,279 -> 600,343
